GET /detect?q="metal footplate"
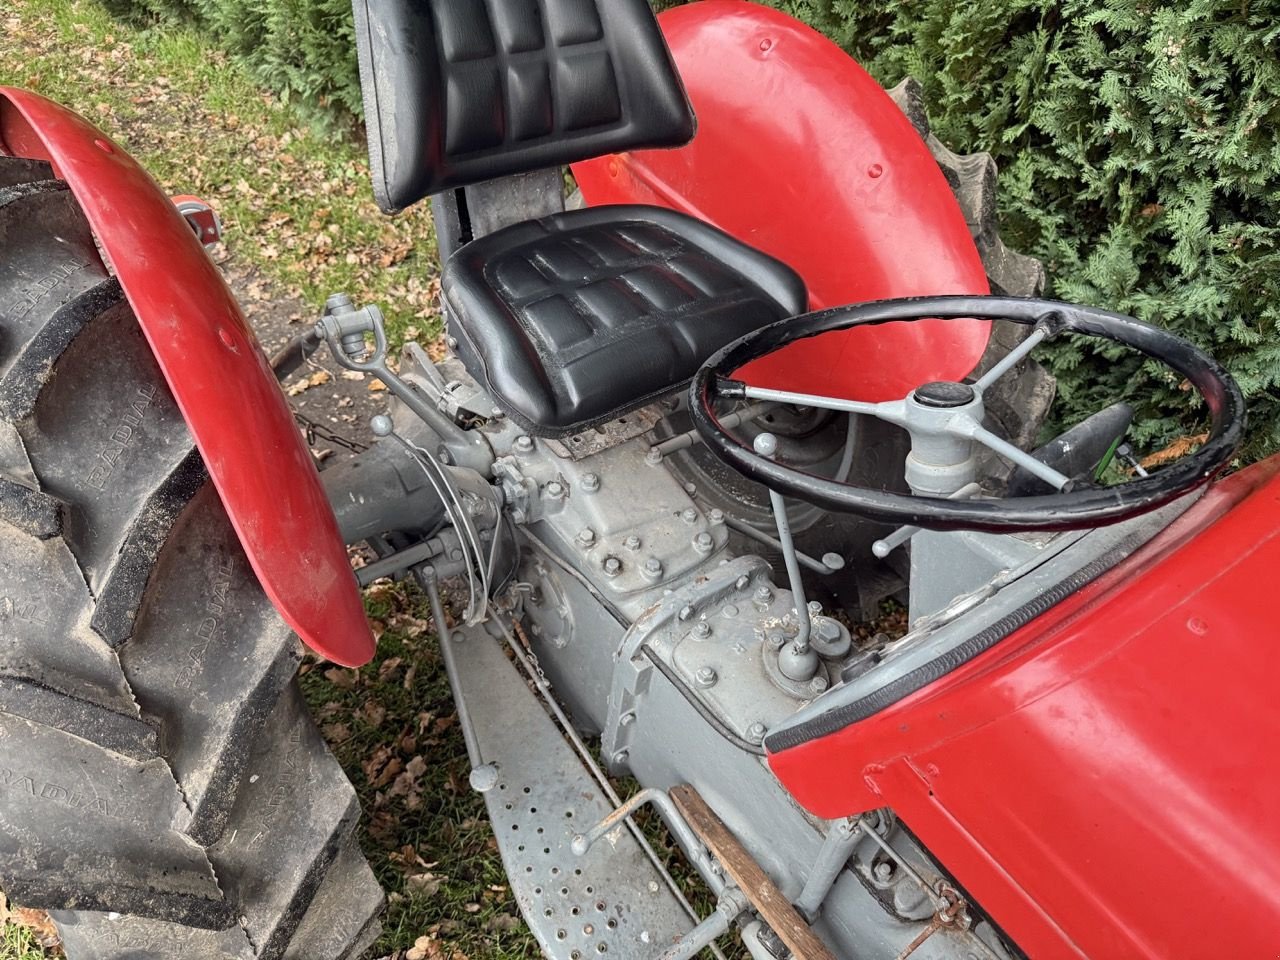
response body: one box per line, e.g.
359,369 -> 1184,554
442,618 -> 694,958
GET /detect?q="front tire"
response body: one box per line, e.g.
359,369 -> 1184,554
0,158 -> 382,959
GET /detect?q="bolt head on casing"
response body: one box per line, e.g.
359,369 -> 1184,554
577,527 -> 596,546
810,615 -> 853,659
603,556 -> 622,577
514,435 -> 534,454
681,508 -> 698,524
642,557 -> 664,581
544,480 -> 565,499
746,722 -> 767,744
623,535 -> 642,551
693,532 -> 714,554
692,621 -> 712,639
581,472 -> 601,492
754,586 -> 774,605
695,666 -> 717,687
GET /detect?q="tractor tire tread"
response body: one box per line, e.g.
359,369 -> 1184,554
0,156 -> 382,960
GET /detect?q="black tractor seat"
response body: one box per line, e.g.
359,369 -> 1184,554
442,205 -> 807,437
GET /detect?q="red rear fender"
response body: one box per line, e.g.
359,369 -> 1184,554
572,0 -> 991,401
0,88 -> 373,667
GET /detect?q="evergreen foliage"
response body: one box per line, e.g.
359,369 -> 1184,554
100,0 -> 363,125
105,0 -> 1280,459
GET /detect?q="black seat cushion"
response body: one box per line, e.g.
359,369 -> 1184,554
443,205 -> 807,437
353,0 -> 695,213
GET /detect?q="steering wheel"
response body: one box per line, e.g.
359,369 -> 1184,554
690,296 -> 1245,533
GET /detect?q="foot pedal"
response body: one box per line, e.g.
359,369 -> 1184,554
445,623 -> 692,959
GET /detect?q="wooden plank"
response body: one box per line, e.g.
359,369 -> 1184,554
670,784 -> 839,960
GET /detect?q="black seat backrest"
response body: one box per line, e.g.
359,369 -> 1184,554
353,0 -> 696,214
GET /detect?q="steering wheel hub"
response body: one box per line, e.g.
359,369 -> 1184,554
913,380 -> 977,409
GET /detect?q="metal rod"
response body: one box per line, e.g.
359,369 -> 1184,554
793,818 -> 862,921
659,909 -> 732,960
968,423 -> 1072,491
973,326 -> 1048,393
651,401 -> 776,457
767,486 -> 812,654
723,515 -> 843,575
856,812 -> 1008,959
871,482 -> 983,559
657,888 -> 749,960
741,385 -> 897,422
572,787 -> 726,896
422,575 -> 484,766
857,814 -> 938,903
356,536 -> 447,586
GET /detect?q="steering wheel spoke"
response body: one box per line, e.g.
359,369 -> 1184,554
736,384 -> 909,428
958,420 -> 1073,492
972,324 -> 1049,394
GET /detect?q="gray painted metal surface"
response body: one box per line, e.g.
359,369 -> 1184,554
353,248 -> 1164,958
443,618 -> 694,959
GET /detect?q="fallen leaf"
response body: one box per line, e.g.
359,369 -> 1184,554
320,722 -> 351,744
359,700 -> 387,727
322,667 -> 357,690
1140,432 -> 1209,469
406,872 -> 443,897
286,369 -> 332,396
488,913 -> 521,933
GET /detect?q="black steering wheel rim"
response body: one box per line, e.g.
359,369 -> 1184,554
690,296 -> 1245,532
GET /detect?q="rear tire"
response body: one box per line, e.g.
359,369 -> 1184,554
0,158 -> 382,959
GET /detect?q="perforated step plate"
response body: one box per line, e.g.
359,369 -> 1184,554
446,624 -> 692,959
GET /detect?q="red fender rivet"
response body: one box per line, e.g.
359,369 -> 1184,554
217,326 -> 238,351
759,37 -> 774,52
868,163 -> 884,178
1186,616 -> 1209,636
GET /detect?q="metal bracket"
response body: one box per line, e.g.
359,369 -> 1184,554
170,194 -> 223,249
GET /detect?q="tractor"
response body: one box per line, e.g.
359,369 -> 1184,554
0,1 -> 1274,958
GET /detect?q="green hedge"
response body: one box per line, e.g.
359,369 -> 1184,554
779,0 -> 1280,461
108,0 -> 1280,460
101,0 -> 364,123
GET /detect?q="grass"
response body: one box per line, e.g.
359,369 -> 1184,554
0,924 -> 47,960
0,0 -> 439,349
299,581 -> 542,959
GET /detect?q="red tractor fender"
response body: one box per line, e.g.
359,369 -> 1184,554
766,459 -> 1280,958
572,0 -> 991,401
0,88 -> 373,667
